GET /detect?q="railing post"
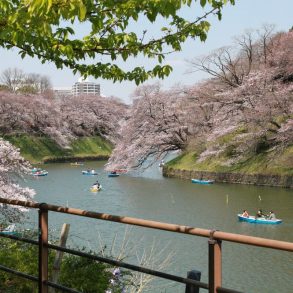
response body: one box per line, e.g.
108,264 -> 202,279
185,269 -> 201,293
39,203 -> 48,293
208,230 -> 222,293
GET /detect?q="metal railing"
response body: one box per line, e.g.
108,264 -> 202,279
0,198 -> 292,293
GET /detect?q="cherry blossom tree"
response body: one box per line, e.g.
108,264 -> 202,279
107,29 -> 293,171
0,138 -> 35,223
60,94 -> 128,144
266,30 -> 293,82
0,92 -> 27,134
274,119 -> 293,147
106,84 -> 194,170
0,92 -> 72,147
188,25 -> 277,87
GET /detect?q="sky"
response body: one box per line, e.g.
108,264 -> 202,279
0,0 -> 292,103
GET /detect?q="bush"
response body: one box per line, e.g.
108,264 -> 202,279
0,238 -> 124,293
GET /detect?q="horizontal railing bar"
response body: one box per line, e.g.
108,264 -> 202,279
46,280 -> 82,293
0,264 -> 38,282
0,233 -> 39,245
1,198 -> 293,252
0,198 -> 39,209
48,243 -> 209,289
0,264 -> 82,293
217,286 -> 244,293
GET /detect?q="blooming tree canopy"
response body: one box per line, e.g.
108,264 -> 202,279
0,139 -> 35,223
107,29 -> 293,170
106,84 -> 193,170
0,0 -> 234,84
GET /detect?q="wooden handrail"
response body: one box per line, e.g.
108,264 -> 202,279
1,198 -> 293,252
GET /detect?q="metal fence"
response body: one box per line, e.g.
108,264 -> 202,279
0,198 -> 292,293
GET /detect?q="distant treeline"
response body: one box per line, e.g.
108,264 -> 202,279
0,92 -> 128,148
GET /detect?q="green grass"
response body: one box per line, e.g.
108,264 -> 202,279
214,125 -> 247,146
167,123 -> 293,176
166,146 -> 293,176
4,134 -> 112,163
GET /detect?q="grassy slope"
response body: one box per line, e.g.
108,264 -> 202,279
4,134 -> 112,163
167,125 -> 293,177
167,146 -> 293,176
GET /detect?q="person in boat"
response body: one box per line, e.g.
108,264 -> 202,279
110,171 -> 117,175
92,180 -> 101,189
241,210 -> 249,217
256,209 -> 264,218
268,211 -> 276,220
91,169 -> 96,174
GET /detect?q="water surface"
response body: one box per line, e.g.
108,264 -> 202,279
23,161 -> 293,293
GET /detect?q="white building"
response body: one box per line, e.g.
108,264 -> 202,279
54,78 -> 101,98
53,87 -> 72,98
71,77 -> 100,96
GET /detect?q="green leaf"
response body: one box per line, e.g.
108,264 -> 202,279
78,2 -> 87,21
200,0 -> 207,7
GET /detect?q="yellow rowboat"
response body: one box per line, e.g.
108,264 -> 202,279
90,186 -> 102,192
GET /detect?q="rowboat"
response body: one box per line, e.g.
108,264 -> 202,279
0,224 -> 18,235
32,170 -> 48,176
237,214 -> 282,224
191,179 -> 214,184
108,173 -> 119,177
82,170 -> 97,175
31,167 -> 42,173
90,186 -> 102,192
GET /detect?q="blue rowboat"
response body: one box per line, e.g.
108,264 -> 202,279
191,179 -> 214,184
237,214 -> 282,224
31,167 -> 42,173
108,173 -> 119,177
82,170 -> 97,175
0,224 -> 18,235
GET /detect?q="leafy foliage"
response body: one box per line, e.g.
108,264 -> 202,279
0,0 -> 234,84
0,236 -> 54,292
0,236 -> 124,293
59,253 -> 112,293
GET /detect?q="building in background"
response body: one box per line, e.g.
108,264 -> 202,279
54,77 -> 100,97
71,77 -> 100,96
53,87 -> 72,98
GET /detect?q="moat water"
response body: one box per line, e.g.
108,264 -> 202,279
23,161 -> 293,293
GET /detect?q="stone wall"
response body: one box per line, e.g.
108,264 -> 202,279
43,155 -> 109,163
163,166 -> 293,188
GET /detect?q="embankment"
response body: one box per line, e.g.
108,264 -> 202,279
4,134 -> 112,164
163,166 -> 293,188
